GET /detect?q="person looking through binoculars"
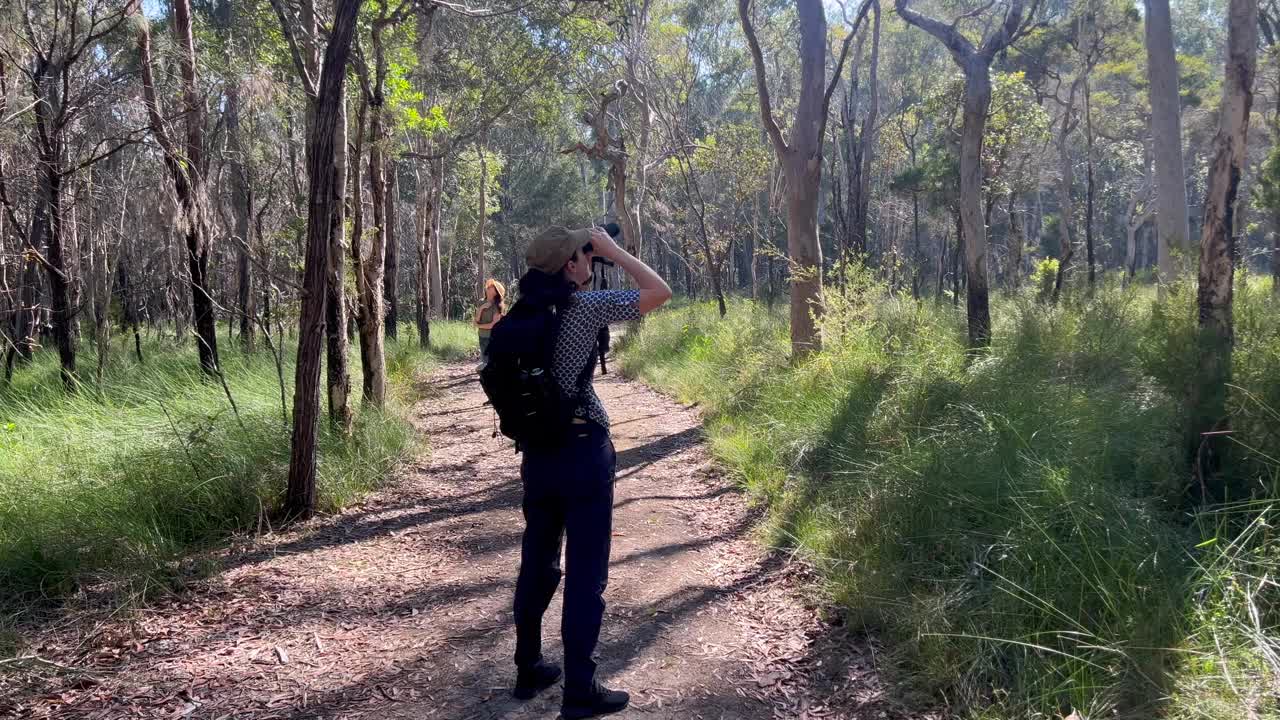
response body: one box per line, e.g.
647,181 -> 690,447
479,223 -> 671,718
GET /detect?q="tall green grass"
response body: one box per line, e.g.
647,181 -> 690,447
0,321 -> 476,612
617,273 -> 1280,719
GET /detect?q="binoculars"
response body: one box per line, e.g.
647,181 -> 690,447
586,222 -> 620,266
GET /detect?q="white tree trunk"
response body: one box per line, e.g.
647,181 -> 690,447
1144,0 -> 1191,285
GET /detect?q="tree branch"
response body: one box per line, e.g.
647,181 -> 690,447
823,0 -> 875,121
268,0 -> 319,98
980,0 -> 1030,56
737,0 -> 787,156
894,0 -> 977,61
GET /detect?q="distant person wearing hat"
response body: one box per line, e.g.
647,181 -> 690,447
509,225 -> 671,718
474,278 -> 506,364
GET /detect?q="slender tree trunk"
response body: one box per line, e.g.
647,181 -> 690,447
139,0 -> 219,374
384,157 -> 399,340
357,80 -> 388,407
1052,118 -> 1076,304
476,138 -> 488,301
1084,77 -> 1097,292
1008,196 -> 1023,290
1145,0 -> 1191,287
952,209 -> 962,307
957,66 -> 991,339
936,232 -> 946,301
852,1 -> 880,260
226,10 -> 255,352
428,158 -> 444,317
1190,0 -> 1257,497
286,0 -> 363,519
749,189 -> 760,299
414,165 -> 432,347
897,0 -> 1027,346
325,97 -> 353,432
175,0 -> 219,375
40,165 -> 76,387
1274,211 -> 1280,295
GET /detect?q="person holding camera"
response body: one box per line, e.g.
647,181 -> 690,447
509,225 -> 671,718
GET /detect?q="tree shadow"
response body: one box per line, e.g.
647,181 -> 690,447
614,427 -> 703,474
216,479 -> 523,574
270,549 -> 793,720
611,484 -> 736,511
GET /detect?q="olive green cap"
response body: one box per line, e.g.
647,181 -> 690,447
526,225 -> 592,274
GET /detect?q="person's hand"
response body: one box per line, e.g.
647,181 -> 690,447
588,227 -> 621,259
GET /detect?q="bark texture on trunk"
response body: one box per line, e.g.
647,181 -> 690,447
1144,0 -> 1191,285
225,0 -> 255,352
325,98 -> 353,432
414,165 -> 432,347
284,0 -> 363,519
1051,104 -> 1077,304
1190,0 -> 1257,498
1008,195 -> 1023,289
358,101 -> 388,407
384,158 -> 399,339
851,1 -> 880,259
428,159 -> 444,317
476,138 -> 487,302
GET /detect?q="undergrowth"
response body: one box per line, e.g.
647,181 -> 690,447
617,272 -> 1280,719
0,321 -> 475,617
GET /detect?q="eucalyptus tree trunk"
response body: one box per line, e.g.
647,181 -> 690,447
1189,0 -> 1257,497
32,65 -> 76,386
139,0 -> 220,376
1083,76 -> 1097,292
1051,105 -> 1078,304
429,158 -> 444,317
285,0 -> 363,519
740,0 -> 867,356
476,138 -> 488,301
1144,0 -> 1191,288
359,112 -> 388,406
1007,195 -> 1023,289
325,99 -> 353,431
851,0 -> 880,259
271,0 -> 354,428
384,158 -> 399,340
415,164 -> 432,347
222,0 -> 255,352
896,0 -> 1030,346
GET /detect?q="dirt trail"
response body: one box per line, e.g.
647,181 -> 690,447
7,361 -> 906,720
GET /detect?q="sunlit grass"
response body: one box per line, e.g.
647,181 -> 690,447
617,272 -> 1280,719
0,322 -> 476,610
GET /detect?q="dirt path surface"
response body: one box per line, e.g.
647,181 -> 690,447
7,362 -> 908,720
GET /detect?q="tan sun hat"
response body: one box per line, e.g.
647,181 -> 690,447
526,225 -> 593,274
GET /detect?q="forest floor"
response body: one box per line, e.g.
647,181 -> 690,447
5,358 -> 921,720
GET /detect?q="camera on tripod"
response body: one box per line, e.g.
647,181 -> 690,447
585,222 -> 620,267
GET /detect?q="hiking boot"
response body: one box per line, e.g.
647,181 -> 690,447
513,660 -> 562,700
560,682 -> 630,719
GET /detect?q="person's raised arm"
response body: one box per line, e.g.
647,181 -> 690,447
588,229 -> 672,314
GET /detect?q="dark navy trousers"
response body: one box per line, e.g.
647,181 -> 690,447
513,421 -> 616,695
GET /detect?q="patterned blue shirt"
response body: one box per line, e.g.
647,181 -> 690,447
551,289 -> 641,428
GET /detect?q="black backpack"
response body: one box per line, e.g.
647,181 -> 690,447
479,295 -> 595,450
